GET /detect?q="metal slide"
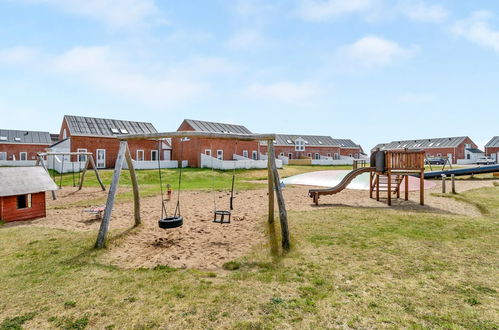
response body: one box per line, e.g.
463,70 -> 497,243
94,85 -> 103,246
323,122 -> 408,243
309,167 -> 375,202
422,164 -> 499,179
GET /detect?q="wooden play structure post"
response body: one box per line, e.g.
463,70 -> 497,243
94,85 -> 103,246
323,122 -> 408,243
36,152 -> 105,200
441,174 -> 447,193
94,131 -> 290,252
451,174 -> 456,194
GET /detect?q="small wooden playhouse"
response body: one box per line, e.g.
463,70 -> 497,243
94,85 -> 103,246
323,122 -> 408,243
0,167 -> 57,222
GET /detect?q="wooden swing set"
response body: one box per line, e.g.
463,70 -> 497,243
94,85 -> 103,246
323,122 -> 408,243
94,131 -> 291,252
36,151 -> 106,200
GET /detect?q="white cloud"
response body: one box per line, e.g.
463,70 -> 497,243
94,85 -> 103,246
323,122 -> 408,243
50,46 -> 209,107
244,81 -> 322,105
336,36 -> 417,70
19,0 -> 165,28
295,0 -> 375,21
398,1 -> 449,22
226,30 -> 268,51
452,11 -> 499,53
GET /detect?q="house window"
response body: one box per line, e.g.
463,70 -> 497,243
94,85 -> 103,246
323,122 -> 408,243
62,129 -> 67,139
327,153 -> 331,157
252,151 -> 258,160
288,153 -> 293,159
19,152 -> 27,161
465,144 -> 471,148
151,150 -> 158,161
307,153 -> 312,158
17,194 -> 32,209
205,149 -> 212,156
279,152 -> 284,156
315,153 -> 320,160
467,154 -> 470,160
0,152 -> 6,160
334,153 -> 339,160
77,148 -> 87,162
217,150 -> 223,160
437,153 -> 442,157
295,138 -> 305,151
136,150 -> 144,161
243,150 -> 248,158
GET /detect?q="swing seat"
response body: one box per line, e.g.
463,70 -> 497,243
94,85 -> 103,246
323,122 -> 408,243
158,216 -> 183,229
213,210 -> 231,224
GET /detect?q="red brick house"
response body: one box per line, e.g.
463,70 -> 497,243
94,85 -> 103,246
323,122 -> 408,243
485,136 -> 499,163
372,136 -> 478,164
0,167 -> 57,222
0,129 -> 52,162
260,135 -> 363,160
52,115 -> 164,168
172,119 -> 260,167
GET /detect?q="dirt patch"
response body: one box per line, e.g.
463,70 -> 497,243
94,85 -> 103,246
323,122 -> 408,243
3,179 -> 496,269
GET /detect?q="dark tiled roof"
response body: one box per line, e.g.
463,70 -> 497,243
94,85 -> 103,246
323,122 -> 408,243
64,115 -> 157,137
466,148 -> 484,154
485,136 -> 499,148
375,136 -> 468,150
274,134 -> 360,148
0,129 -> 52,145
182,119 -> 252,134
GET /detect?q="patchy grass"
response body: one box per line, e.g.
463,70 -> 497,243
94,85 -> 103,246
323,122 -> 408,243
0,186 -> 498,328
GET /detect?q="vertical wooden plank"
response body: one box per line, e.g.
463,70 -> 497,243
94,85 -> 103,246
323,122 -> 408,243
95,141 -> 127,249
404,175 -> 409,201
125,144 -> 141,226
88,155 -> 106,191
267,141 -> 275,224
376,174 -> 380,201
78,157 -> 91,190
451,174 -> 456,194
387,171 -> 392,206
369,171 -> 373,199
39,156 -> 57,200
268,141 -> 290,251
420,170 -> 425,206
441,174 -> 446,193
396,174 -> 400,199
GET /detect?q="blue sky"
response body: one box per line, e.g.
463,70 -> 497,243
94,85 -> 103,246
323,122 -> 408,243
0,0 -> 498,150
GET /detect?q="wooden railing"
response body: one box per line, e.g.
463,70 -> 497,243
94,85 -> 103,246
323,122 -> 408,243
385,150 -> 425,170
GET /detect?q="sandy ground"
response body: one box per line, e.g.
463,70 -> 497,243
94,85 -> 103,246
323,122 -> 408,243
3,178 -> 497,270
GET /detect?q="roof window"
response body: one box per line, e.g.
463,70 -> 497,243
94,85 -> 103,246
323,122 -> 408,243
0,136 -> 6,141
286,139 -> 293,144
318,141 -> 323,144
120,129 -> 128,134
14,137 -> 21,141
111,128 -> 119,134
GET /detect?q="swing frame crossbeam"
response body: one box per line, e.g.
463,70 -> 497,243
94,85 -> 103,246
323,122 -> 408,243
36,152 -> 106,200
94,131 -> 290,252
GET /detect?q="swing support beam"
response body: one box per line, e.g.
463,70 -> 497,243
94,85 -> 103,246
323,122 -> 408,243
94,131 -> 291,251
36,152 -> 105,200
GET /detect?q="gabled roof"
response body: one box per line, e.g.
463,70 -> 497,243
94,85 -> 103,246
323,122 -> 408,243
0,167 -> 57,197
485,136 -> 499,148
375,136 -> 469,150
64,115 -> 157,137
466,148 -> 484,154
182,119 -> 252,134
273,134 -> 360,148
0,129 -> 52,145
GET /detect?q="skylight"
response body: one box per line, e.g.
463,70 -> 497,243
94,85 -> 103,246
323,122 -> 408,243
286,139 -> 293,144
318,141 -> 323,144
111,128 -> 119,134
14,137 -> 21,141
0,136 -> 6,141
120,129 -> 128,134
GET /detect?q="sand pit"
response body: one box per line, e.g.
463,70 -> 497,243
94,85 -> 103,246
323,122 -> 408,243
3,179 -> 497,270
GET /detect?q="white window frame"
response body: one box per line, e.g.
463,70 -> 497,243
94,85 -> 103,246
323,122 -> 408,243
205,149 -> 212,156
242,150 -> 249,158
437,153 -> 442,157
279,152 -> 284,156
19,152 -> 27,161
136,150 -> 144,161
151,150 -> 158,161
334,153 -> 339,160
295,138 -> 305,151
307,153 -> 312,158
315,153 -> 320,160
252,151 -> 258,160
62,128 -> 67,139
327,153 -> 331,158
217,149 -> 223,160
0,152 -> 6,160
288,153 -> 293,159
96,149 -> 106,168
77,148 -> 87,162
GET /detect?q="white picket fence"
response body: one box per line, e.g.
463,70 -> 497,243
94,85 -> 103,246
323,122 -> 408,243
0,160 -> 37,167
311,156 -> 368,166
200,153 -> 282,170
123,160 -> 188,170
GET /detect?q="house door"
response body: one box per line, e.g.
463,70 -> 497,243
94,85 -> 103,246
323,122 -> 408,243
96,149 -> 106,168
163,150 -> 171,160
447,153 -> 453,164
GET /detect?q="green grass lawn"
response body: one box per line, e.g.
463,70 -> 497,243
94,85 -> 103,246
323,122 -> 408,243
0,185 -> 498,328
49,164 -> 353,190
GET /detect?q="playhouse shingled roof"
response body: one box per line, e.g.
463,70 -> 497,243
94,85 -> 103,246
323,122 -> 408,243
373,136 -> 469,151
0,167 -> 58,197
485,136 -> 499,148
0,129 -> 52,145
182,119 -> 253,134
64,115 -> 157,137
